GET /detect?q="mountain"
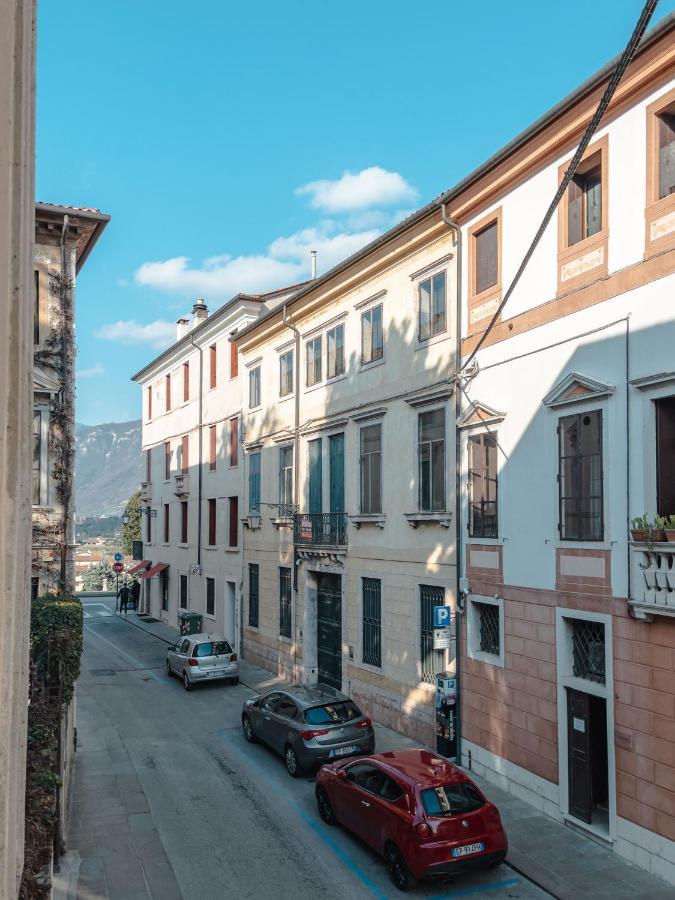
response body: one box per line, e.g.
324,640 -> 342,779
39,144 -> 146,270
75,420 -> 142,518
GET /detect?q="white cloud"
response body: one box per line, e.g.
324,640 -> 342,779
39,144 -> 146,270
296,166 -> 418,212
94,319 -> 176,349
77,363 -> 106,378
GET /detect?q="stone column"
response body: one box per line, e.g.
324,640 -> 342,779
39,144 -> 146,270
0,1 -> 36,896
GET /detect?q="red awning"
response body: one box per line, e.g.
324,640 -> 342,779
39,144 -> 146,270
127,560 -> 151,576
143,562 -> 169,579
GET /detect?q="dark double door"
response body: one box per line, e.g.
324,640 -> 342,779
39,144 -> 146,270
317,573 -> 342,689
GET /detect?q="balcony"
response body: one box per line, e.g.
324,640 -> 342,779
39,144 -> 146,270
174,473 -> 189,497
140,481 -> 152,502
629,542 -> 675,620
293,512 -> 348,563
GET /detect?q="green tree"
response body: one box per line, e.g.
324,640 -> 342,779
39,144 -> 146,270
81,561 -> 113,592
121,489 -> 142,556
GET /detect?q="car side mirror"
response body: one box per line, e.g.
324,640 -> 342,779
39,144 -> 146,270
336,769 -> 346,780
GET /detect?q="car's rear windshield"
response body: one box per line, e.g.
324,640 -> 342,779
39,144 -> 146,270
304,701 -> 361,725
421,783 -> 484,817
194,641 -> 232,657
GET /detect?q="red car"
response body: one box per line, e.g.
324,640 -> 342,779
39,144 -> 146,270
315,748 -> 507,891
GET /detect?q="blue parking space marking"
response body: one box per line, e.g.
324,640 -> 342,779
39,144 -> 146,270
436,878 -> 519,898
218,729 -> 389,900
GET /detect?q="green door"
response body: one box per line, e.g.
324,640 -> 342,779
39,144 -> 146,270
329,433 -> 344,514
308,439 -> 322,514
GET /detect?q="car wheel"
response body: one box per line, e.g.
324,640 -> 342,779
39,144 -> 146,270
242,715 -> 256,743
285,745 -> 303,778
182,671 -> 192,691
316,786 -> 336,825
489,852 -> 507,868
166,659 -> 173,677
386,843 -> 415,892
232,676 -> 240,686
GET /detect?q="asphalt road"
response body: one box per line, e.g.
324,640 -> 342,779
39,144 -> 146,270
77,598 -> 551,900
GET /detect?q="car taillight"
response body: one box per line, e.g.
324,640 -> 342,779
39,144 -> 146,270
299,728 -> 329,740
355,718 -> 372,729
230,653 -> 237,662
188,658 -> 199,666
415,822 -> 431,839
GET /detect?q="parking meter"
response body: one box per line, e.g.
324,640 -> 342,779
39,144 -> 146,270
435,672 -> 457,760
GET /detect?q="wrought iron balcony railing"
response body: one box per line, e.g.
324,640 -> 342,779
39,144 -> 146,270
293,512 -> 348,547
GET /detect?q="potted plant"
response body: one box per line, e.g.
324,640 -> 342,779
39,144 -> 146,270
631,515 -> 652,542
664,514 -> 675,543
654,515 -> 670,542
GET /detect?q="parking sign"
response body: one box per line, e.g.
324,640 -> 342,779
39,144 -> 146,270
434,605 -> 451,628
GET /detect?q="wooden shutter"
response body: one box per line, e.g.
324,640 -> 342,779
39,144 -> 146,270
475,220 -> 498,294
146,448 -> 152,483
209,344 -> 217,389
230,417 -> 238,467
147,386 -> 152,420
181,501 -> 188,543
165,373 -> 171,411
181,435 -> 189,473
164,504 -> 170,542
230,341 -> 238,378
183,361 -> 190,402
657,397 -> 675,516
329,434 -> 344,514
165,442 -> 171,480
229,496 -> 238,547
208,498 -> 216,545
209,425 -> 217,471
308,439 -> 322,514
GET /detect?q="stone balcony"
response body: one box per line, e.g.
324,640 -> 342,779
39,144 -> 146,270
173,473 -> 189,497
140,481 -> 152,502
629,542 -> 675,620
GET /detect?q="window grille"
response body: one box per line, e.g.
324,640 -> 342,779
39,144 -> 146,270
279,568 -> 292,638
571,619 -> 605,683
362,578 -> 382,667
476,602 -> 500,655
559,410 -> 603,541
248,564 -> 259,628
420,585 -> 445,683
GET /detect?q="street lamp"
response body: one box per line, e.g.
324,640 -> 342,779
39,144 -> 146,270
122,513 -> 130,526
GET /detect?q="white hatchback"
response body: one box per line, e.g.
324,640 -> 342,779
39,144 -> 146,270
166,633 -> 239,691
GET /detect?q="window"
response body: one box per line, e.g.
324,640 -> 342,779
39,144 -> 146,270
209,344 -> 217,389
208,498 -> 216,545
306,336 -> 322,386
230,340 -> 238,378
183,361 -> 190,402
161,570 -> 169,612
206,577 -> 215,617
477,602 -> 499,655
361,306 -> 383,365
279,446 -> 293,511
164,442 -> 171,480
276,696 -> 298,719
646,89 -> 675,255
34,271 -> 39,345
146,447 -> 152,484
362,577 -> 381,667
304,701 -> 361,724
32,411 -> 41,505
209,425 -> 217,471
468,433 -> 498,538
657,109 -> 675,199
567,153 -> 602,246
147,386 -> 152,420
180,435 -> 189,474
229,417 -> 239,467
467,596 -> 503,667
474,222 -> 498,297
165,373 -> 171,411
418,409 -> 446,512
280,567 -> 292,638
420,585 -> 445,683
280,349 -> 294,397
327,323 -> 346,377
180,574 -> 188,609
31,577 -> 39,601
163,503 -> 170,543
418,272 -> 446,342
571,618 -> 605,684
249,564 -> 259,627
656,396 -> 675,516
181,501 -> 188,543
558,410 -> 603,541
360,424 -> 382,514
146,506 -> 152,543
249,366 -> 261,408
249,452 -> 261,513
228,496 -> 238,548
422,784 -> 484,817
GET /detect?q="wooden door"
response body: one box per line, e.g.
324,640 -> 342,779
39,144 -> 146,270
567,688 -> 592,824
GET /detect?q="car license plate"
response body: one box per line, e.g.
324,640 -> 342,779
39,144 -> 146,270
329,744 -> 359,758
206,670 -> 222,678
451,842 -> 484,858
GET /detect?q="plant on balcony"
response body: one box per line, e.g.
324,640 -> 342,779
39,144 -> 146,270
631,514 -> 652,542
662,514 -> 675,543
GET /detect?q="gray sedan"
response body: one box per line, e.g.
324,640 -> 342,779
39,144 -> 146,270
241,683 -> 375,777
166,633 -> 239,690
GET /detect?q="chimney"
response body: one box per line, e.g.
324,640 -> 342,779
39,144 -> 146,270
176,317 -> 189,341
311,250 -> 317,279
191,299 -> 208,330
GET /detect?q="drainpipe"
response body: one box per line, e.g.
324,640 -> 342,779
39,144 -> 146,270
59,215 -> 73,594
441,203 -> 463,765
283,304 -> 302,678
190,334 -> 203,569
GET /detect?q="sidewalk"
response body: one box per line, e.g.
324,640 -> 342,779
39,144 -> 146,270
105,612 -> 673,899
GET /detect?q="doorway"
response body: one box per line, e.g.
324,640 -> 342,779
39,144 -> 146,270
225,581 -> 236,647
316,573 -> 342,689
567,688 -> 608,828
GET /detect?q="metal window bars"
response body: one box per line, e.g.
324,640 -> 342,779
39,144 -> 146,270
420,584 -> 445,684
279,568 -> 292,638
571,619 -> 605,683
362,577 -> 382,667
476,602 -> 500,655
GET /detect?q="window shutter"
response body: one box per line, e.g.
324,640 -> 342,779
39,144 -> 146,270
209,425 -> 217,471
230,417 -> 238,466
229,496 -> 238,547
210,344 -> 217,388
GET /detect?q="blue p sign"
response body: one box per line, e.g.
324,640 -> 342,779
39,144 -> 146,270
434,605 -> 451,628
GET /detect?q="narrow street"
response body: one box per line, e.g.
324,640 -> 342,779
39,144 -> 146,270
70,599 -> 550,900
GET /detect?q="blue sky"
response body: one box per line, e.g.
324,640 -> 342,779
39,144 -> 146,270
36,0 -> 674,425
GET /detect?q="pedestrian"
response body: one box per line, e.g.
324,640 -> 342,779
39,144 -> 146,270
130,579 -> 140,612
117,583 -> 130,615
